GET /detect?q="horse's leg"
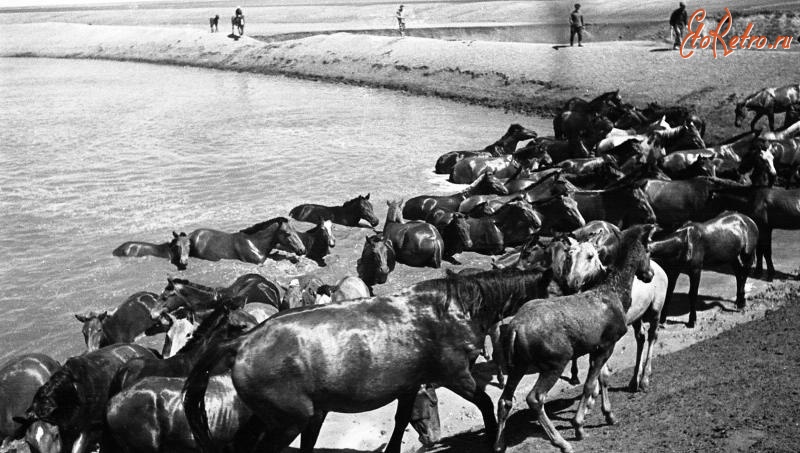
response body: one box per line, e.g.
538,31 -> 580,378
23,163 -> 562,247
598,361 -> 616,424
751,112 -> 763,131
300,410 -> 328,453
733,260 -> 747,310
529,368 -> 574,453
573,346 -> 615,440
569,358 -> 580,385
494,368 -> 525,452
445,371 -> 498,443
764,228 -> 775,281
659,271 -> 679,324
754,226 -> 766,277
383,391 -> 416,453
687,269 -> 701,328
639,317 -> 660,392
628,319 -> 645,392
768,111 -> 776,131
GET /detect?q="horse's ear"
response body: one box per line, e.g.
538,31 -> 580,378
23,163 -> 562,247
386,200 -> 391,206
75,313 -> 89,322
641,224 -> 658,245
173,231 -> 179,238
365,193 -> 370,200
98,311 -> 109,321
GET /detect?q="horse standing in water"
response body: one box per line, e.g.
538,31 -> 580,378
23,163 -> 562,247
187,217 -> 306,264
735,84 -> 800,131
15,344 -> 157,453
74,291 -> 167,352
403,171 -> 509,221
183,267 -> 552,453
0,354 -> 60,447
494,225 -> 656,453
649,212 -> 758,328
434,124 -> 538,174
383,200 -> 444,268
112,231 -> 190,270
425,209 -> 473,263
275,219 -> 335,266
357,234 -> 396,292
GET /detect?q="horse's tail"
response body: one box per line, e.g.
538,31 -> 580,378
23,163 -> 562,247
183,335 -> 245,453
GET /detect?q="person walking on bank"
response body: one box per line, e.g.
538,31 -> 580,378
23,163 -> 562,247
670,2 -> 688,50
569,3 -> 584,47
396,4 -> 407,37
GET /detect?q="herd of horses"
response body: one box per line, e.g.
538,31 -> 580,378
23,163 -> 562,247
2,83 -> 800,453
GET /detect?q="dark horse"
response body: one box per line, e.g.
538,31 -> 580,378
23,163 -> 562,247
494,224 -> 656,453
276,219 -> 335,266
434,124 -> 538,174
209,14 -> 219,32
640,176 -> 746,231
186,217 -> 306,264
14,344 -> 156,453
464,200 -> 543,254
1,354 -> 60,444
74,291 -> 167,352
403,171 -> 509,221
426,209 -> 473,264
357,234 -> 397,291
183,267 -> 552,453
290,194 -> 380,228
107,374 -> 255,453
150,274 -> 287,321
572,183 -> 657,228
710,186 -> 800,280
112,231 -> 190,270
735,83 -> 800,131
109,306 -> 257,398
649,212 -> 758,328
384,200 -> 444,268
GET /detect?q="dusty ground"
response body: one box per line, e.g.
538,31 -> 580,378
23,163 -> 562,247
1,1 -> 800,452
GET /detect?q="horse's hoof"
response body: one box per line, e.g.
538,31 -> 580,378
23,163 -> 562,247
574,426 -> 585,440
640,379 -> 650,392
628,380 -> 639,392
568,377 -> 581,386
605,412 -> 617,425
752,269 -> 763,278
687,319 -> 696,328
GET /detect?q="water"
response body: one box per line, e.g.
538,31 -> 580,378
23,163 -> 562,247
0,57 -> 550,363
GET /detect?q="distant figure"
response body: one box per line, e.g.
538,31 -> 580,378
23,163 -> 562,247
670,2 -> 688,50
396,5 -> 406,37
569,3 -> 584,47
209,14 -> 219,33
232,6 -> 245,36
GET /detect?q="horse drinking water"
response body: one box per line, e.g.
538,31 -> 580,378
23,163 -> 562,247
290,194 -> 380,228
112,231 -> 190,270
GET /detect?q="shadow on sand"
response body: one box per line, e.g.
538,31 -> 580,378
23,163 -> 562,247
649,47 -> 675,52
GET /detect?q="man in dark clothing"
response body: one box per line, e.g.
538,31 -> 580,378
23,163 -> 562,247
569,3 -> 584,47
670,2 -> 688,50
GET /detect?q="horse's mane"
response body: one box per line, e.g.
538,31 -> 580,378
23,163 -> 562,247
169,278 -> 217,294
239,217 -> 289,234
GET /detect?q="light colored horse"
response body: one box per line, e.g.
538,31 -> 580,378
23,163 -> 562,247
735,84 -> 800,131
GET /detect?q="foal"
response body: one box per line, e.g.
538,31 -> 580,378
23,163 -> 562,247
494,224 -> 656,453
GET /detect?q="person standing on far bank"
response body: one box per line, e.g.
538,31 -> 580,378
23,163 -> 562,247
396,5 -> 407,37
670,2 -> 688,50
569,3 -> 584,47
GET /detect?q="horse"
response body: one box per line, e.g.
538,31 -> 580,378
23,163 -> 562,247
209,15 -> 219,32
403,171 -> 509,221
560,90 -> 623,115
384,200 -> 444,268
329,276 -> 372,302
463,200 -> 543,254
281,276 -> 329,308
109,307 -> 258,400
459,169 -> 569,214
759,119 -> 800,141
738,146 -> 777,187
450,155 -> 521,184
764,137 -> 800,170
21,420 -> 60,453
0,354 -> 60,446
641,103 -> 706,137
434,124 -> 537,174
290,194 -> 379,228
650,122 -> 706,152
14,344 -> 157,453
357,234 -> 396,291
112,231 -> 190,270
150,274 -> 286,321
709,186 -> 800,280
231,14 -> 244,36
160,313 -> 197,358
75,291 -> 167,352
572,183 -> 657,228
560,155 -> 626,189
662,154 -> 717,180
187,217 -> 306,264
649,212 -> 759,328
735,84 -> 800,131
528,136 -> 591,164
105,374 -> 257,453
503,167 -> 563,193
275,219 -> 335,266
182,266 -> 553,453
493,224 -> 656,453
556,112 -> 614,149
425,209 -> 473,263
641,176 -> 746,231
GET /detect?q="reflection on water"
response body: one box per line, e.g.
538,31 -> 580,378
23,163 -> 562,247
0,57 -> 549,362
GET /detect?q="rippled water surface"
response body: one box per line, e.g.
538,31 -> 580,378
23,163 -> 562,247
0,57 -> 549,362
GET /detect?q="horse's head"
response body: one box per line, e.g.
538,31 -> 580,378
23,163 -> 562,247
385,199 -> 404,224
358,235 -> 394,285
497,200 -> 542,232
168,231 -> 190,271
443,212 -> 472,251
410,385 -> 441,448
24,420 -> 61,453
276,220 -> 306,256
535,195 -> 586,232
23,367 -> 83,433
474,171 -> 509,195
549,235 -> 606,294
319,219 -> 335,248
623,187 -> 658,227
161,312 -> 197,358
625,224 -> 657,284
506,123 -> 538,142
282,279 -> 304,309
682,121 -> 706,149
348,194 -> 379,227
516,235 -> 551,271
74,311 -> 108,352
150,277 -> 209,320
